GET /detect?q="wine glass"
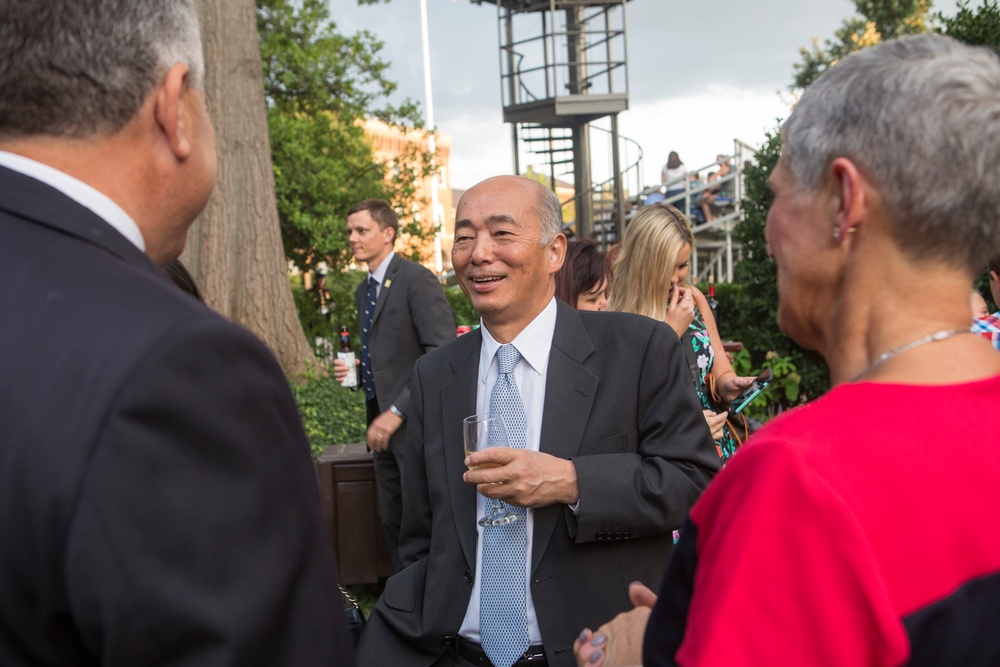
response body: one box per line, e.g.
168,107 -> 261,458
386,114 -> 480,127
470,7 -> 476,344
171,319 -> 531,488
463,413 -> 522,526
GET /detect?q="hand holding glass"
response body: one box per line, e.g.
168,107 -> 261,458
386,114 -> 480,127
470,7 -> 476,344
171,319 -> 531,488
463,413 -> 522,526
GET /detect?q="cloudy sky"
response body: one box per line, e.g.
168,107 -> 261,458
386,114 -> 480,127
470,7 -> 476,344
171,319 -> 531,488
330,0 -> 961,189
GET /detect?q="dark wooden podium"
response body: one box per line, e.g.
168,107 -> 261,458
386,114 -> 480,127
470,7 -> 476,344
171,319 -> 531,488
316,443 -> 394,584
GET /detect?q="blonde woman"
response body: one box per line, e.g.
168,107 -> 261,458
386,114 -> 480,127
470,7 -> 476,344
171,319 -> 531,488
608,202 -> 755,459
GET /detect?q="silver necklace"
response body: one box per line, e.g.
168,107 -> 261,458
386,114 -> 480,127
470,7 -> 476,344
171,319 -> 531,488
852,328 -> 974,382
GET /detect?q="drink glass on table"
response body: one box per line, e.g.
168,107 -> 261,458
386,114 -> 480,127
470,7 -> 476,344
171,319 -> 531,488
463,413 -> 521,527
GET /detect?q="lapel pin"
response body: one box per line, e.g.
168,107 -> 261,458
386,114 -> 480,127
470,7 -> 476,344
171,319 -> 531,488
384,279 -> 392,289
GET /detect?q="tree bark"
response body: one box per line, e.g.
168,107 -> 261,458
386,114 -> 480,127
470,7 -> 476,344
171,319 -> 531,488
185,0 -> 317,378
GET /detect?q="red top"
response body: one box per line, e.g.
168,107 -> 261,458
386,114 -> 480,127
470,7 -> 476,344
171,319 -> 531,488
646,377 -> 1000,666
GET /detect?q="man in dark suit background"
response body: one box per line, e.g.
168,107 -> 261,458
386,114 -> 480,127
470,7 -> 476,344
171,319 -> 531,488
356,175 -> 719,667
0,1 -> 352,664
334,199 -> 455,571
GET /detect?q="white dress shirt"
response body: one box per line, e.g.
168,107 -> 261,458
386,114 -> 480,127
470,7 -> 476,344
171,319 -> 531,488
368,250 -> 396,297
458,297 -> 558,645
0,150 -> 146,252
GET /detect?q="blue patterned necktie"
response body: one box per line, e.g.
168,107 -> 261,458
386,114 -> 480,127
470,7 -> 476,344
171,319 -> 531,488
480,343 -> 529,667
360,276 -> 378,400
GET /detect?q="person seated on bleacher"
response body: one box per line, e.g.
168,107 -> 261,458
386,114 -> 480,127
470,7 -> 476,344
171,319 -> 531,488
687,172 -> 706,224
699,155 -> 733,223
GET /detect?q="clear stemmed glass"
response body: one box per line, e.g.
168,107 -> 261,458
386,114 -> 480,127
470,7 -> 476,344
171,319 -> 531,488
463,413 -> 522,526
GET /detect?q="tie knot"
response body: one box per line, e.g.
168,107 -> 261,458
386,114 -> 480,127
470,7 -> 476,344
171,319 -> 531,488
497,344 -> 521,375
368,276 -> 378,289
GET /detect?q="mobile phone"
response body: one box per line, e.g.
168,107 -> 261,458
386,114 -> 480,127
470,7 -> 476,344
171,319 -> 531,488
728,368 -> 773,416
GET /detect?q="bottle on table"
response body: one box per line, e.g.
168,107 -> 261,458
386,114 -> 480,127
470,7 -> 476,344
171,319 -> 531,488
338,325 -> 358,388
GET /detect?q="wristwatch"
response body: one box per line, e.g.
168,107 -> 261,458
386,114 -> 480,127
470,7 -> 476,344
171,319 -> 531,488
389,404 -> 405,421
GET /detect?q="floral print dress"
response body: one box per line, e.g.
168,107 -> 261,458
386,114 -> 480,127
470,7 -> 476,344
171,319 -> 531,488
681,305 -> 739,462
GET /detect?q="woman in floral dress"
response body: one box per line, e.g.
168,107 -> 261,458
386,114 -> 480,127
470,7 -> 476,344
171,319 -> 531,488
608,202 -> 755,461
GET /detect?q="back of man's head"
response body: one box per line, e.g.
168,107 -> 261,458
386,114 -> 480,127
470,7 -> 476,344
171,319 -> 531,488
0,0 -> 203,140
782,33 -> 1000,272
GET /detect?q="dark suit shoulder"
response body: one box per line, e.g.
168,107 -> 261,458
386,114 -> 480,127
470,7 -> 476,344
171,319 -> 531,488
414,328 -> 479,375
579,310 -> 679,349
391,255 -> 445,285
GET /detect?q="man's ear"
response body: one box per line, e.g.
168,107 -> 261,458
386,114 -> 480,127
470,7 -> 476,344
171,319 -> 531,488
548,233 -> 567,274
154,63 -> 193,160
383,224 -> 396,245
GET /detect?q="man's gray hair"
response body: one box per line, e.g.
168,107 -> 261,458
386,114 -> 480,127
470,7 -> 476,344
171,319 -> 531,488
0,0 -> 204,140
782,33 -> 1000,271
537,184 -> 564,245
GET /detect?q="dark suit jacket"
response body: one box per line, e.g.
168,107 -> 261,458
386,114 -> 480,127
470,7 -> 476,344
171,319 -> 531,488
356,300 -> 720,667
0,165 -> 353,665
355,252 -> 455,417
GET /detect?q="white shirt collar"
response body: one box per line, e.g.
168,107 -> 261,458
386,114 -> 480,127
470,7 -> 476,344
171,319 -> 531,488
479,297 -> 558,384
368,250 -> 396,285
0,150 -> 146,252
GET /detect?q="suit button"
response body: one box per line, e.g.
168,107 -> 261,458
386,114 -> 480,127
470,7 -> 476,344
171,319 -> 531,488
464,569 -> 473,583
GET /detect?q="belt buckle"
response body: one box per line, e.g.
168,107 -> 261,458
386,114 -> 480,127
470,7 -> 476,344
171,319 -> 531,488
521,648 -> 543,663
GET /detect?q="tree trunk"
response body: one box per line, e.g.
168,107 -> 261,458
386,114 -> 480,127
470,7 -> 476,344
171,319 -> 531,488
185,0 -> 317,378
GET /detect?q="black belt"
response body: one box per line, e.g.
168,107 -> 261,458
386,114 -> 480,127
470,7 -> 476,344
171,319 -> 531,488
456,637 -> 547,666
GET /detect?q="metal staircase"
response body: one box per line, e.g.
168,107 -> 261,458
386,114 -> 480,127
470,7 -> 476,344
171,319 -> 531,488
521,123 -> 643,248
473,0 -> 635,248
633,139 -> 759,284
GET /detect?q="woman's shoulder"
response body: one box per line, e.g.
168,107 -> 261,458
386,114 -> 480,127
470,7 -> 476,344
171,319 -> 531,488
689,285 -> 709,308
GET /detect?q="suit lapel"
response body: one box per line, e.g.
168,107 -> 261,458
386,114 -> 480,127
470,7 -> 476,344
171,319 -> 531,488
441,331 -> 482,569
532,302 -> 598,572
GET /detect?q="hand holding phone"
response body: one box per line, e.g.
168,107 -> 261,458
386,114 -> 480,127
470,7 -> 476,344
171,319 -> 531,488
728,368 -> 773,416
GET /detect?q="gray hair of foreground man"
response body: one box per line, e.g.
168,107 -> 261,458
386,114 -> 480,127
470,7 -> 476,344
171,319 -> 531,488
537,181 -> 563,244
0,0 -> 204,140
782,33 -> 1000,271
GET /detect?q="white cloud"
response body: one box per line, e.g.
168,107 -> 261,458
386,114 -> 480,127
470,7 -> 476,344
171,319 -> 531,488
443,111 -> 514,190
619,85 -> 795,185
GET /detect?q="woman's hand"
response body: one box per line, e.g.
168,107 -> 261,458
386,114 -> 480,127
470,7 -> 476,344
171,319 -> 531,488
574,583 -> 657,667
702,410 -> 728,440
665,285 -> 695,337
720,374 -> 757,403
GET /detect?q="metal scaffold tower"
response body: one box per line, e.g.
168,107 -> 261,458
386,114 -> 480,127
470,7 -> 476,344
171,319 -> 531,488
472,0 -> 639,248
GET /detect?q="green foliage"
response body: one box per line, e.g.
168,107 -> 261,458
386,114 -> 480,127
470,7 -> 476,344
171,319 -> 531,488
724,128 -> 831,404
857,0 -> 933,38
292,269 -> 369,360
256,0 -> 435,277
975,270 -> 997,314
793,18 -> 877,89
941,0 -> 1000,48
257,0 -> 419,121
792,0 -> 933,88
289,367 -> 368,460
446,286 -> 479,326
730,349 -> 802,421
270,113 -> 382,273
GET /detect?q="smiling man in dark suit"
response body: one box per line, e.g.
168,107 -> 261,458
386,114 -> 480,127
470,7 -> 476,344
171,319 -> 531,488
334,198 -> 455,572
0,1 -> 352,664
356,175 -> 719,667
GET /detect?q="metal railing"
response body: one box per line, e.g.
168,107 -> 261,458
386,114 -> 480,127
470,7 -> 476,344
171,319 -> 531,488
634,139 -> 758,283
556,124 -> 643,249
497,1 -> 628,110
